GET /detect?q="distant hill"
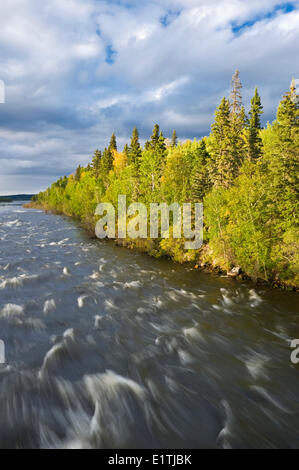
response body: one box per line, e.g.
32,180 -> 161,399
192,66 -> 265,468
0,194 -> 34,203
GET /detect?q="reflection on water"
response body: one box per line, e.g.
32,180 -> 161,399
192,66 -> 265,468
0,202 -> 298,449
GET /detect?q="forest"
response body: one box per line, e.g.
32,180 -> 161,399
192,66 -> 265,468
33,72 -> 299,288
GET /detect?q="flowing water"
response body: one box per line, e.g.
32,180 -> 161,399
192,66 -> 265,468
0,201 -> 298,449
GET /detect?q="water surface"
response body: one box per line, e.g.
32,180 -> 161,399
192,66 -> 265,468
0,202 -> 298,449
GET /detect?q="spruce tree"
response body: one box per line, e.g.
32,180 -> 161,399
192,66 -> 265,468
247,88 -> 263,160
75,165 -> 81,182
129,127 -> 142,168
230,70 -> 242,116
171,130 -> 178,147
144,140 -> 151,151
123,144 -> 129,159
91,149 -> 102,178
208,97 -> 232,187
101,147 -> 113,176
150,124 -> 160,149
157,131 -> 166,156
109,133 -> 117,152
229,70 -> 246,174
272,81 -> 299,190
191,140 -> 211,201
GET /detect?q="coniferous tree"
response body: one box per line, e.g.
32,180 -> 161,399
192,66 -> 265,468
191,140 -> 211,201
171,130 -> 178,147
34,77 -> 299,287
247,88 -> 263,160
91,149 -> 102,178
101,147 -> 113,176
157,131 -> 166,156
276,81 -> 299,138
150,124 -> 160,149
208,97 -> 232,187
144,140 -> 151,150
269,81 -> 299,192
75,165 -> 81,182
129,127 -> 142,168
229,70 -> 246,174
123,144 -> 129,159
109,133 -> 117,152
230,70 -> 242,116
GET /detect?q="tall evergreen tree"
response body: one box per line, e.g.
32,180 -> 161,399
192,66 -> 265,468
123,144 -> 129,159
75,165 -> 81,182
270,82 -> 299,191
150,124 -> 160,149
109,133 -> 117,152
157,131 -> 166,156
247,88 -> 263,160
129,127 -> 142,168
208,97 -> 233,187
191,140 -> 211,202
171,130 -> 178,147
91,149 -> 102,178
229,70 -> 247,172
230,70 -> 242,116
144,140 -> 151,150
101,147 -> 113,177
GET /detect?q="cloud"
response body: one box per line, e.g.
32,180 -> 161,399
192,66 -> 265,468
0,0 -> 298,194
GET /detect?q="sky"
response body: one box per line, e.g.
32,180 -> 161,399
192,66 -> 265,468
0,0 -> 298,195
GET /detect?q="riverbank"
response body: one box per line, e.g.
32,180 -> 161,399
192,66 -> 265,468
24,201 -> 298,292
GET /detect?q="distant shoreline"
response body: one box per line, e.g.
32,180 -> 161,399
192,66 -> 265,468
0,194 -> 34,203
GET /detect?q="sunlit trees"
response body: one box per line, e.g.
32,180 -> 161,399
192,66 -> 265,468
91,150 -> 102,178
171,130 -> 178,147
190,140 -> 211,202
75,165 -> 82,182
247,88 -> 263,160
100,147 -> 113,179
35,76 -> 299,287
109,133 -> 117,152
230,70 -> 243,115
129,127 -> 142,169
208,97 -> 234,187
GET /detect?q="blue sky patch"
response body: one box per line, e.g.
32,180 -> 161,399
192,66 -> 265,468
231,2 -> 296,34
160,10 -> 181,28
105,44 -> 117,65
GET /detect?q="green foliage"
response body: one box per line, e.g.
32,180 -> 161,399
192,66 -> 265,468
109,133 -> 117,152
208,97 -> 244,187
91,150 -> 102,178
128,127 -> 142,169
247,88 -> 263,160
35,78 -> 299,287
100,147 -> 113,180
171,130 -> 178,147
75,165 -> 82,182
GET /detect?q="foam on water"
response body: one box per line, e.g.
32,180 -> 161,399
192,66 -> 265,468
0,304 -> 24,318
43,299 -> 56,314
0,202 -> 298,449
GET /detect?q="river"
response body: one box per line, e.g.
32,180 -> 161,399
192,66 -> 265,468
0,201 -> 298,449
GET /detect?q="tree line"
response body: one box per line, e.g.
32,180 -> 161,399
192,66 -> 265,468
35,72 -> 299,287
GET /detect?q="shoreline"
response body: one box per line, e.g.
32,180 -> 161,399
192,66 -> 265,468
24,202 -> 298,292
